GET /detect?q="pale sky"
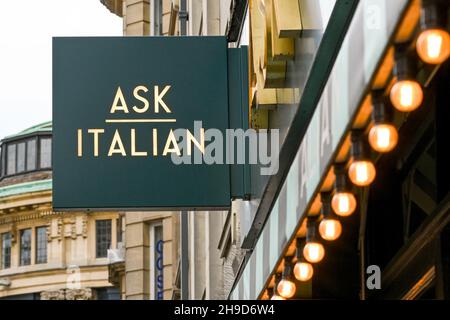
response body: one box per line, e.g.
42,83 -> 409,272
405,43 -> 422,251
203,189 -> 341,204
0,0 -> 122,139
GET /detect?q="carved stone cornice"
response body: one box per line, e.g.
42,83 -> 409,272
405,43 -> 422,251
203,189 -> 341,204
40,288 -> 92,300
63,217 -> 77,240
0,210 -> 62,226
40,289 -> 65,300
65,288 -> 92,300
108,261 -> 125,287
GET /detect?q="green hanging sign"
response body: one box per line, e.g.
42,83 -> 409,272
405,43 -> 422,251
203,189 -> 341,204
53,36 -> 249,211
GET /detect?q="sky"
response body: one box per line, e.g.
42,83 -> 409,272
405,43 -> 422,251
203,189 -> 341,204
0,0 -> 122,139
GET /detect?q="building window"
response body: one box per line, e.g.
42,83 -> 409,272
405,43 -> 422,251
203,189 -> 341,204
17,142 -> 26,173
1,233 -> 11,269
1,136 -> 52,178
36,226 -> 48,264
39,138 -> 52,168
27,139 -> 37,171
20,229 -> 32,266
96,220 -> 112,258
94,287 -> 121,300
6,144 -> 16,175
149,223 -> 163,300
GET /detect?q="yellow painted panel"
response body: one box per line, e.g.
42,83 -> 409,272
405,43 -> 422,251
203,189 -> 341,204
255,88 -> 300,111
269,0 -> 294,61
273,0 -> 302,38
250,0 -> 290,89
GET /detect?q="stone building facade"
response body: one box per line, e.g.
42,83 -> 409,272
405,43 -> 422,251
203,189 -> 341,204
0,122 -> 121,300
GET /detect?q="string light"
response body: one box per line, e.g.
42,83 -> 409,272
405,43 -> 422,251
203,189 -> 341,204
390,45 -> 423,112
270,274 -> 286,300
303,217 -> 325,263
294,238 -> 314,281
417,29 -> 450,64
268,287 -> 285,301
416,0 -> 450,64
348,130 -> 376,187
369,92 -> 399,153
318,192 -> 342,241
277,259 -> 296,299
332,164 -> 357,217
390,80 -> 423,112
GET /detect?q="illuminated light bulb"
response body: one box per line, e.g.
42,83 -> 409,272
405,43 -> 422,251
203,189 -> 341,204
293,261 -> 314,281
268,287 -> 285,301
369,123 -> 399,153
303,242 -> 325,263
277,279 -> 296,299
270,275 -> 287,300
295,238 -> 314,281
332,192 -> 357,217
319,218 -> 342,241
348,160 -> 376,187
390,80 -> 423,112
401,83 -> 413,106
318,192 -> 342,241
270,293 -> 285,301
332,164 -> 357,217
416,29 -> 450,64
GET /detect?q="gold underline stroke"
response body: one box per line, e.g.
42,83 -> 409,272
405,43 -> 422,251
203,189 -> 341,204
105,119 -> 177,123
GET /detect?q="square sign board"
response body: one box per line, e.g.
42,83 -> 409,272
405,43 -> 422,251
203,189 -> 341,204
53,37 -> 231,210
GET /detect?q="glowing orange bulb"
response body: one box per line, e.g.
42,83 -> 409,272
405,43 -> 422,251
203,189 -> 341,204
319,218 -> 342,241
277,279 -> 296,299
390,80 -> 423,112
270,293 -> 285,300
369,123 -> 398,153
293,262 -> 314,281
332,192 -> 357,217
348,160 -> 376,186
416,29 -> 450,64
303,242 -> 325,263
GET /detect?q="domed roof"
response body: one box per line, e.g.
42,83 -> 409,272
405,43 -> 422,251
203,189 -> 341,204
2,121 -> 52,142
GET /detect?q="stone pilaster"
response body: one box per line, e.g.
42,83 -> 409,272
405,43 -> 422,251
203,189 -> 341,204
124,0 -> 150,36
